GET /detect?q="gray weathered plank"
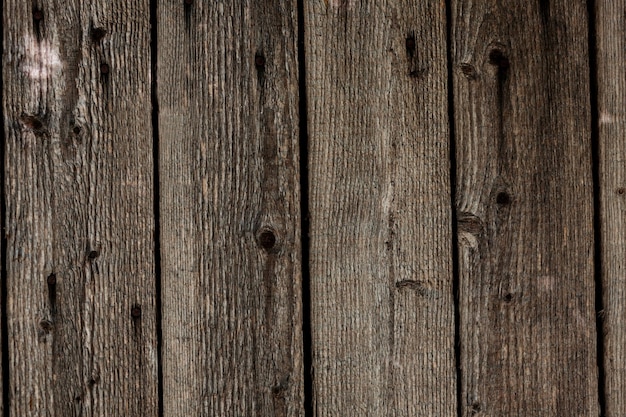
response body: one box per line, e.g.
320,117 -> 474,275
305,1 -> 456,415
451,1 -> 599,415
596,1 -> 626,415
2,1 -> 158,415
157,1 -> 303,415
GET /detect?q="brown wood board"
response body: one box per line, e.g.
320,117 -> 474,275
157,1 -> 304,415
2,0 -> 158,415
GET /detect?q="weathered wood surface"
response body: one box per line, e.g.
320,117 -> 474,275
2,1 -> 158,415
0,0 -> 621,415
157,1 -> 304,415
304,1 -> 456,415
451,1 -> 599,415
596,1 -> 626,415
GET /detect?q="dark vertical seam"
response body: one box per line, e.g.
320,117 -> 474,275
0,0 -> 9,413
587,0 -> 606,416
445,0 -> 462,416
149,0 -> 164,416
296,0 -> 313,416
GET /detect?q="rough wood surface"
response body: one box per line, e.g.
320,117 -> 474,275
304,1 -> 456,415
596,1 -> 626,415
2,1 -> 158,415
157,1 -> 304,415
451,1 -> 599,415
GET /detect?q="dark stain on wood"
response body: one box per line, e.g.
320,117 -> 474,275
395,279 -> 428,297
409,68 -> 427,79
184,0 -> 192,30
255,51 -> 267,87
32,6 -> 44,41
90,25 -> 107,43
47,273 -> 57,317
271,375 -> 289,417
405,33 -> 416,58
100,62 -> 110,81
131,304 -> 142,320
405,30 -> 426,79
19,114 -> 47,136
262,242 -> 277,329
38,319 -> 53,343
470,400 -> 482,415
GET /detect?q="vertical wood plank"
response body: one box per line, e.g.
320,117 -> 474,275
596,1 -> 626,415
451,1 -> 599,415
2,1 -> 158,415
157,1 -> 303,415
305,1 -> 456,415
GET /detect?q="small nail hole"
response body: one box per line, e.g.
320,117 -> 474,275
33,9 -> 44,21
617,187 -> 625,195
131,305 -> 142,318
100,63 -> 110,74
73,126 -> 82,135
88,250 -> 99,259
184,0 -> 193,5
255,54 -> 266,68
47,273 -> 57,285
496,192 -> 511,206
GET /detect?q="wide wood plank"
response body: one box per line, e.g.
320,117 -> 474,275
305,1 -> 456,415
157,1 -> 303,415
2,1 -> 157,415
451,1 -> 598,415
596,1 -> 626,415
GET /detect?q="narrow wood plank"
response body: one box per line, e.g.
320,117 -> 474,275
305,1 -> 456,415
157,1 -> 303,415
596,1 -> 626,415
451,1 -> 598,415
3,2 -> 158,415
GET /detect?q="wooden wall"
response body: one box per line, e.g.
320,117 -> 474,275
1,0 -> 624,415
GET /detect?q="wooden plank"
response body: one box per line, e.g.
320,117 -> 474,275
305,1 -> 456,415
2,1 -> 158,415
596,1 -> 626,415
157,1 -> 303,415
451,1 -> 599,415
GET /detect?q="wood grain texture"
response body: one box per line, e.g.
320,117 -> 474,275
2,1 -> 158,415
157,1 -> 303,415
596,1 -> 626,415
451,1 -> 598,415
304,1 -> 456,415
